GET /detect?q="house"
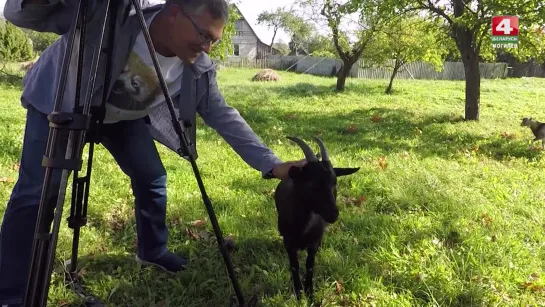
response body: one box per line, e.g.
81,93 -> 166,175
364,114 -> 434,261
230,4 -> 281,60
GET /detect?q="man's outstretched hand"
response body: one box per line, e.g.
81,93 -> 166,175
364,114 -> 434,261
271,159 -> 307,180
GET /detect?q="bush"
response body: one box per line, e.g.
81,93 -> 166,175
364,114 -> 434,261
27,31 -> 60,53
0,22 -> 35,62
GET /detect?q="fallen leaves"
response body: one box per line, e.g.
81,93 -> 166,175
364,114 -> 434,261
184,228 -> 198,240
481,212 -> 492,228
378,156 -> 388,170
183,219 -> 236,246
346,124 -> 357,134
371,115 -> 383,123
341,195 -> 366,207
335,280 -> 343,294
521,273 -> 545,293
0,177 -> 14,183
190,219 -> 206,227
500,131 -> 514,139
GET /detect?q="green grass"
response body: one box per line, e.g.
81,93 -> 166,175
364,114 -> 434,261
1,68 -> 545,306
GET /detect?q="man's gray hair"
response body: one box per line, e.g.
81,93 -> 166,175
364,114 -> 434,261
166,0 -> 229,21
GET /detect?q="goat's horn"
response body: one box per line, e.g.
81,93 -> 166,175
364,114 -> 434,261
286,136 -> 318,161
312,136 -> 330,162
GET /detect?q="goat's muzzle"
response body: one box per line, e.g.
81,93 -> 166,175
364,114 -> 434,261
323,209 -> 339,223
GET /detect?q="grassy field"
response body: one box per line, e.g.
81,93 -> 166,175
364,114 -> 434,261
1,68 -> 545,306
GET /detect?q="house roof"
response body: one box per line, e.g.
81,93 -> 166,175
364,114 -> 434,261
231,4 -> 282,54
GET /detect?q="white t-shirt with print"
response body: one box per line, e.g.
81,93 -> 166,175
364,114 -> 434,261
104,12 -> 184,123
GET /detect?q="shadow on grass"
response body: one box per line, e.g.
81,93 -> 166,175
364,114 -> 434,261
226,103 -> 542,162
57,235 -> 285,306
220,168 -> 487,306
0,72 -> 23,88
222,82 -> 384,102
59,187 -> 486,307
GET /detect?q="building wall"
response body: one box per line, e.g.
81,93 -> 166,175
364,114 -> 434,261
232,19 -> 260,59
231,16 -> 279,59
232,36 -> 257,58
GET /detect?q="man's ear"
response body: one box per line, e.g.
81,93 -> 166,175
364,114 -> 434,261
334,167 -> 360,177
288,166 -> 303,179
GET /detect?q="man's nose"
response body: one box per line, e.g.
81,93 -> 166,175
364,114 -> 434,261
201,41 -> 212,53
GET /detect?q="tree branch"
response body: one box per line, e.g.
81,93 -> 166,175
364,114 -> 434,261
410,0 -> 454,24
321,2 -> 350,62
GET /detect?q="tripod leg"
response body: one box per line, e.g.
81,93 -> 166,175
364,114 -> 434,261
128,0 -> 247,305
65,140 -> 93,276
23,0 -> 115,306
65,0 -> 117,304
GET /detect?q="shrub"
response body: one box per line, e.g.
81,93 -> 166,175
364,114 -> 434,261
0,22 -> 35,62
27,30 -> 60,54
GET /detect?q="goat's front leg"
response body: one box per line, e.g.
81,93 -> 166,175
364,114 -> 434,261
285,244 -> 303,300
304,242 -> 319,300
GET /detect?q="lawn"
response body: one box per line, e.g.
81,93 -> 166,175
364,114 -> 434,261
1,68 -> 545,306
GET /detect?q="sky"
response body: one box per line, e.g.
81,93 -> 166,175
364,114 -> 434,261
0,0 -> 295,44
236,0 -> 294,44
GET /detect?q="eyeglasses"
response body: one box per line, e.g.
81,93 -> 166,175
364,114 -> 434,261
181,10 -> 222,47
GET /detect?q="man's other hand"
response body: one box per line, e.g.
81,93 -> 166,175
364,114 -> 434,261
271,159 -> 307,180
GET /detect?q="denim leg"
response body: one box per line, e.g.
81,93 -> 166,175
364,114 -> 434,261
100,118 -> 168,261
0,106 -> 66,305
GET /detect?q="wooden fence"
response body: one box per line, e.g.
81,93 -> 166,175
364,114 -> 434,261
219,55 -> 544,80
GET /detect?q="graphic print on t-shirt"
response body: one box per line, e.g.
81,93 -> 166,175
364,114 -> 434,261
103,11 -> 184,124
109,51 -> 162,111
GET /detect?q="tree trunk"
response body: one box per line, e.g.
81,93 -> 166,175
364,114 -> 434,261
457,27 -> 481,121
452,0 -> 481,121
270,30 -> 277,53
463,55 -> 480,120
385,59 -> 402,95
336,60 -> 355,91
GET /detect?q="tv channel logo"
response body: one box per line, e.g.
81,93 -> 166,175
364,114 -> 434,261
491,16 -> 519,48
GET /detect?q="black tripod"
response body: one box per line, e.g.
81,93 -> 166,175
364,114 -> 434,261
22,1 -> 247,306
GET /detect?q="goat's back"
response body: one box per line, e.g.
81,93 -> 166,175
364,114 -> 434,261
533,123 -> 545,138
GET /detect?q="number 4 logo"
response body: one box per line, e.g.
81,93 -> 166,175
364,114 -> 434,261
492,16 -> 519,36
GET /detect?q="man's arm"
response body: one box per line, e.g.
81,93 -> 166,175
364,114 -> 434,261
3,0 -> 91,34
197,69 -> 283,178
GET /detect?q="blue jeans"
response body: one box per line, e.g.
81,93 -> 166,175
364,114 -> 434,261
0,106 -> 169,305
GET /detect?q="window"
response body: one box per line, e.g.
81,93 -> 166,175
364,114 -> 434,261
233,44 -> 240,56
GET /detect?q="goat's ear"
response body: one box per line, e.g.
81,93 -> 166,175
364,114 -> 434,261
288,166 -> 303,179
334,167 -> 360,177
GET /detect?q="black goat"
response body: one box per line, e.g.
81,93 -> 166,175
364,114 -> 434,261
274,136 -> 360,300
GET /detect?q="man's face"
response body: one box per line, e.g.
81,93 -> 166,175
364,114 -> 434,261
164,5 -> 225,63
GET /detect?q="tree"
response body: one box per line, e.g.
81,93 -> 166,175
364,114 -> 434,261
504,26 -> 545,65
0,22 -> 35,62
283,15 -> 315,54
257,8 -> 315,55
306,34 -> 338,58
364,15 -> 449,94
257,7 -> 293,53
273,39 -> 291,55
26,30 -> 60,54
209,3 -> 239,61
301,0 -> 394,91
399,0 -> 545,120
